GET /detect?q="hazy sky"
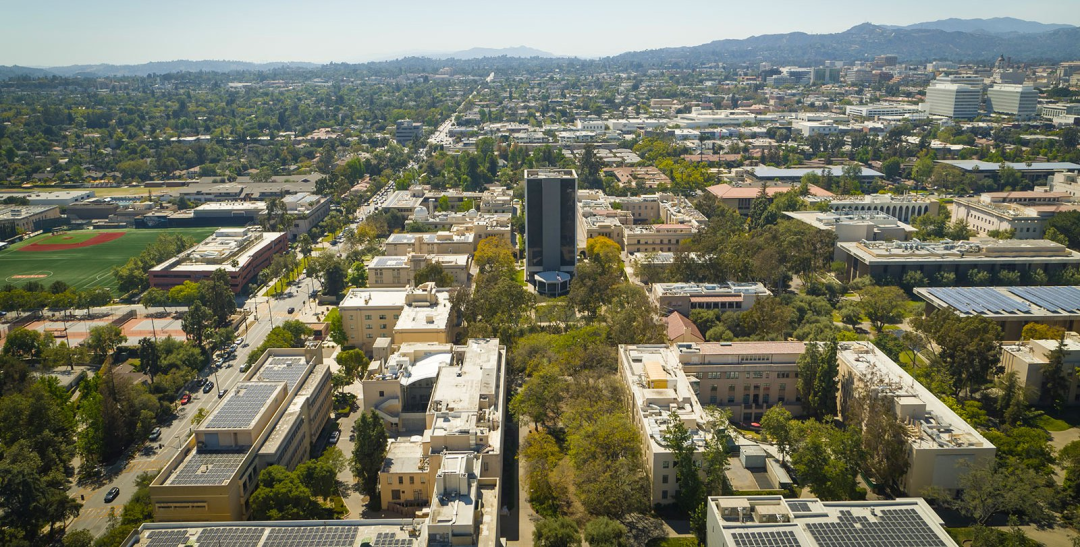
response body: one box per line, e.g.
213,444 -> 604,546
3,0 -> 1079,66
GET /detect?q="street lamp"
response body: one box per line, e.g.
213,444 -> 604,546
266,297 -> 274,328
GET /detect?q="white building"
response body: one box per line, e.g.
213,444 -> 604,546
705,496 -> 958,547
846,103 -> 923,118
924,77 -> 982,119
792,120 -> 843,137
986,84 -> 1038,120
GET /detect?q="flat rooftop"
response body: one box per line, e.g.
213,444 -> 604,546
0,204 -> 57,219
252,355 -> 310,392
837,342 -> 992,451
164,451 -> 246,486
915,285 -> 1080,319
395,298 -> 453,332
340,288 -> 410,309
202,383 -> 283,430
151,229 -> 284,273
124,521 -> 423,547
428,339 -> 500,415
677,341 -> 807,358
710,496 -> 957,547
839,238 -> 1080,262
383,439 -> 427,474
620,345 -> 708,452
654,282 -> 770,296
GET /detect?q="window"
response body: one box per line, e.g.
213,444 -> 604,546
728,385 -> 735,392
726,372 -> 739,379
379,314 -> 387,320
380,324 -> 387,329
662,475 -> 669,484
392,490 -> 401,501
378,391 -> 384,397
662,461 -> 670,469
662,491 -> 668,500
728,396 -> 735,403
366,333 -> 373,339
710,385 -> 718,392
409,476 -> 414,485
398,476 -> 403,485
779,383 -> 786,391
743,385 -> 750,392
365,315 -> 372,320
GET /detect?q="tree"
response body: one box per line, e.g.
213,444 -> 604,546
797,340 -> 839,420
198,269 -> 236,326
140,287 -> 169,313
346,261 -> 368,288
790,419 -> 864,501
85,324 -> 126,363
2,328 -> 48,361
248,465 -> 323,520
881,157 -> 902,180
296,233 -> 313,260
336,349 -> 369,382
583,517 -> 628,547
534,516 -> 581,547
510,364 -> 566,430
137,338 -> 160,384
181,301 -> 213,350
662,410 -> 706,515
858,285 -> 908,332
760,405 -> 794,463
1021,323 -> 1065,341
413,262 -> 455,287
520,429 -> 565,518
913,309 -> 1001,397
167,281 -> 201,307
1040,337 -> 1071,411
351,410 -> 388,502
934,460 -> 1054,525
473,236 -> 516,277
847,387 -> 911,492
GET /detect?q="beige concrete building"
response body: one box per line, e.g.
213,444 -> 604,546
577,190 -> 707,254
836,342 -> 996,496
149,348 -> 332,522
1001,332 -> 1080,406
338,283 -> 455,352
619,345 -> 711,506
705,496 -> 958,547
384,232 -> 476,255
953,191 -> 1080,239
675,341 -> 807,422
367,254 -> 472,288
838,238 -> 1080,284
148,227 -> 288,293
823,193 -> 940,224
651,282 -> 772,316
915,285 -> 1080,340
784,210 -> 915,260
359,339 -> 506,516
0,204 -> 61,234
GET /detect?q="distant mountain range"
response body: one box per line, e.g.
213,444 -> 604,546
883,17 -> 1074,35
426,46 -> 557,60
610,22 -> 1080,65
2,18 -> 1078,79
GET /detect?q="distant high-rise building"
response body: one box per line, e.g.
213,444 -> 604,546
524,168 -> 577,295
873,54 -> 898,68
986,84 -> 1038,120
924,76 -> 983,118
811,66 -> 841,84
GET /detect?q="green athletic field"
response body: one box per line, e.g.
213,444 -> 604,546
0,228 -> 217,294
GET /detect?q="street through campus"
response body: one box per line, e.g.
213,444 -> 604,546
63,82 -> 484,537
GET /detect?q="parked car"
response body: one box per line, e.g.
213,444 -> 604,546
217,388 -> 227,398
202,382 -> 214,394
197,377 -> 207,386
179,394 -> 191,405
329,431 -> 340,444
235,337 -> 244,346
148,427 -> 161,441
104,487 -> 120,503
287,307 -> 296,314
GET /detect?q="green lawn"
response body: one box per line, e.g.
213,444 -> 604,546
0,227 -> 216,294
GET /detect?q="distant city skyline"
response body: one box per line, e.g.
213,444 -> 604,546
2,0 -> 1079,67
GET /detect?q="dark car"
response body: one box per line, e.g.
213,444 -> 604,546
287,307 -> 296,314
148,427 -> 162,441
218,388 -> 227,398
104,487 -> 120,503
202,382 -> 214,394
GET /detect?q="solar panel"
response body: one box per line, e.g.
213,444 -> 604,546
204,383 -> 282,429
925,287 -> 1030,315
168,451 -> 246,486
256,356 -> 309,392
264,526 -> 360,547
1008,286 -> 1080,314
803,508 -> 950,547
731,530 -> 799,546
194,527 -> 266,547
371,531 -> 415,547
787,501 -> 813,513
143,530 -> 190,547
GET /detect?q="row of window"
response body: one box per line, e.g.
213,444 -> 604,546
710,383 -> 787,391
698,371 -> 795,379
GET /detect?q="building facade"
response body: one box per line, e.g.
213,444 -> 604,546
338,283 -> 454,352
148,228 -> 288,292
651,282 -> 771,316
986,84 -> 1038,119
524,169 -> 577,295
675,341 -> 807,422
1001,333 -> 1080,407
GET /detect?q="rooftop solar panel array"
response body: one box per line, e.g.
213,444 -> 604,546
924,287 -> 1030,315
256,356 -> 308,391
787,501 -> 814,513
204,383 -> 281,429
803,508 -> 950,547
194,527 -> 266,547
168,451 -> 246,486
731,530 -> 799,546
1008,286 -> 1080,313
264,526 -> 360,547
372,531 -> 415,547
143,530 -> 190,547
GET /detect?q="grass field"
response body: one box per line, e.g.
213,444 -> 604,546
0,227 -> 216,294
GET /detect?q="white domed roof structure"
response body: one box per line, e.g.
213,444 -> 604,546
413,206 -> 428,219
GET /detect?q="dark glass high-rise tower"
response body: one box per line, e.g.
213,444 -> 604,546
524,169 -> 577,295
